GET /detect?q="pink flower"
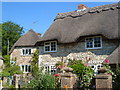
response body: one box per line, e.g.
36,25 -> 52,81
85,64 -> 88,67
54,74 -> 59,77
107,73 -> 112,76
105,59 -> 109,64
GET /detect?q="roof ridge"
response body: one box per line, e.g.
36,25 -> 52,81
55,3 -> 119,21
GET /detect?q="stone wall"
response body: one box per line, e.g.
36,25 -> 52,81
10,47 -> 37,66
39,36 -> 119,65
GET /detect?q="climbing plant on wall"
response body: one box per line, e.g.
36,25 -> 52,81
31,49 -> 39,77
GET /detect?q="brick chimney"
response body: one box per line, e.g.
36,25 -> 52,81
77,4 -> 87,12
37,33 -> 41,38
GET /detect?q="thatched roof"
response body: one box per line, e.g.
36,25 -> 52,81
10,29 -> 39,54
103,45 -> 120,64
37,3 -> 119,44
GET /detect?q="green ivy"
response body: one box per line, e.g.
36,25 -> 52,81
31,49 -> 39,77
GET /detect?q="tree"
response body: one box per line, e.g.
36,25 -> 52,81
25,50 -> 56,89
31,49 -> 39,76
2,21 -> 24,55
1,55 -> 22,77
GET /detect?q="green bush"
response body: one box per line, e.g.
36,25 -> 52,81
25,73 -> 56,89
68,59 -> 94,88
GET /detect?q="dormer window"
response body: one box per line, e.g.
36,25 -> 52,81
22,48 -> 32,55
44,41 -> 57,52
85,36 -> 102,49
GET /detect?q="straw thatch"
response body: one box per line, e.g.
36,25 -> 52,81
10,29 -> 39,53
36,3 -> 120,64
37,3 -> 119,44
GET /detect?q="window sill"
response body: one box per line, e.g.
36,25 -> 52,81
85,47 -> 102,50
21,55 -> 32,57
44,51 -> 57,53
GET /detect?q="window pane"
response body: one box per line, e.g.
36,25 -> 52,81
45,42 -> 50,45
45,46 -> 50,51
25,65 -> 28,72
22,49 -> 25,55
51,42 -> 56,51
28,65 -> 31,72
86,38 -> 93,48
26,49 -> 28,54
22,65 -> 24,72
94,37 -> 101,48
29,49 -> 31,55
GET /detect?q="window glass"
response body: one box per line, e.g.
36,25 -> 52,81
25,65 -> 28,72
45,46 -> 50,51
51,42 -> 56,51
44,41 -> 57,52
44,65 -> 56,74
21,65 -> 31,73
86,37 -> 102,49
29,49 -> 31,54
22,48 -> 32,55
28,65 -> 31,72
22,65 -> 24,71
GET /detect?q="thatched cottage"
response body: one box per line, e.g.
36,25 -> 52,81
10,3 -> 119,75
10,29 -> 40,73
36,3 -> 120,74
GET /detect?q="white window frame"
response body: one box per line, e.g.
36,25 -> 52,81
44,64 -> 56,74
22,48 -> 32,56
20,65 -> 31,73
44,41 -> 57,53
85,36 -> 102,49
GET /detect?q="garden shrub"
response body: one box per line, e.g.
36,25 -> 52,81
25,72 -> 56,89
68,59 -> 94,88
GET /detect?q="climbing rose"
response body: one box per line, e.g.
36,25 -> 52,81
85,64 -> 88,67
107,73 -> 112,76
105,59 -> 109,64
54,74 -> 59,77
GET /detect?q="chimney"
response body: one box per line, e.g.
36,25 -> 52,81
77,4 -> 87,12
37,33 -> 41,38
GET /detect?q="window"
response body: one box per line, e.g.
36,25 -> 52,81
22,48 -> 32,55
85,37 -> 102,49
44,65 -> 56,75
44,41 -> 57,52
21,65 -> 31,73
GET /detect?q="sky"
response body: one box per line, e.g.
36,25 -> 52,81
2,2 -> 117,35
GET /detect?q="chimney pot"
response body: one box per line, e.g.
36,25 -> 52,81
37,33 -> 41,38
77,4 -> 87,12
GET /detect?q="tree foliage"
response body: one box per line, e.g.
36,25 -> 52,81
1,55 -> 22,77
25,73 -> 56,89
2,21 -> 24,55
31,49 -> 39,76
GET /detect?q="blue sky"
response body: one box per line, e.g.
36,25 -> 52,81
2,2 -> 116,35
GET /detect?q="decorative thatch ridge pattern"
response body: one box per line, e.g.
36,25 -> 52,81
10,29 -> 39,53
55,3 -> 119,21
